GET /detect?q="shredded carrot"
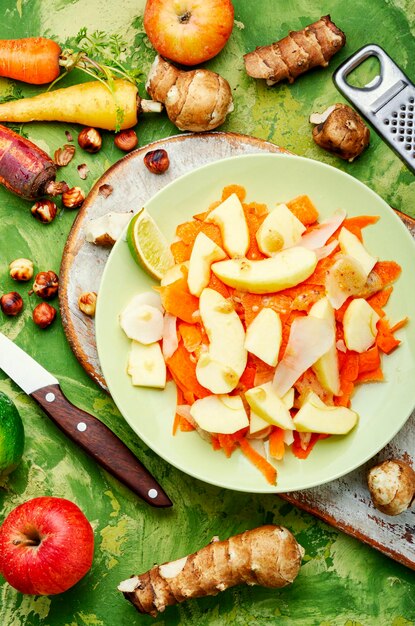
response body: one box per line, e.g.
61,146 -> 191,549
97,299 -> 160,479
356,367 -> 384,384
358,346 -> 381,375
176,220 -> 223,248
211,436 -> 221,451
221,184 -> 246,203
178,322 -> 204,353
239,438 -> 277,485
376,318 -> 401,354
172,412 -> 180,436
286,284 -> 325,312
367,286 -> 393,310
303,256 -> 336,287
373,261 -> 402,287
340,215 -> 379,241
234,364 -> 256,394
291,432 -> 321,459
269,427 -> 285,460
390,317 -> 408,333
294,368 -> 334,405
166,342 -> 210,399
335,297 -> 353,323
159,276 -> 200,324
171,240 -> 191,263
334,379 -> 355,408
179,416 -> 195,432
207,273 -> 231,298
286,195 -> 319,226
340,352 -> 360,382
242,205 -> 267,261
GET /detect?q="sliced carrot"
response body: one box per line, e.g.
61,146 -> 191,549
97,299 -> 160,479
367,286 -> 393,310
159,276 -> 200,324
221,184 -> 246,203
334,379 -> 354,407
234,364 -> 256,394
269,427 -> 285,460
166,341 -> 210,399
291,432 -> 321,459
340,351 -> 360,382
286,195 -> 319,226
288,284 -> 325,312
356,367 -> 384,384
239,438 -> 277,485
335,297 -> 353,323
211,436 -> 221,451
376,318 -> 401,354
242,205 -> 267,261
340,215 -> 379,241
207,273 -> 230,298
244,201 -> 269,218
172,411 -> 180,436
260,293 -> 293,317
303,256 -> 336,287
171,240 -> 191,263
170,371 -> 195,405
179,322 -> 204,353
239,292 -> 263,327
358,346 -> 381,375
390,317 -> 408,333
176,220 -> 223,248
373,261 -> 402,287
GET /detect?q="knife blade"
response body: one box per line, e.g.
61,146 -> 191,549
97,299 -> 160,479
0,332 -> 172,508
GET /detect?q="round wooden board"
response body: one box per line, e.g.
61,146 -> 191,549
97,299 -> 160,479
59,132 -> 286,390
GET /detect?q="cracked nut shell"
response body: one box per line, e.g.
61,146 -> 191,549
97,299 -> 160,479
31,199 -> 58,224
78,127 -> 102,153
1,292 -> 23,316
33,302 -> 56,329
33,271 -> 59,300
144,149 -> 170,174
9,258 -> 34,282
62,186 -> 85,209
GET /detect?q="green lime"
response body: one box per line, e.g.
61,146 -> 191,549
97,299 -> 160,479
127,208 -> 175,281
0,391 -> 25,478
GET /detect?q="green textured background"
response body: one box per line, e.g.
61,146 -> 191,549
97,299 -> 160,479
0,1 -> 414,625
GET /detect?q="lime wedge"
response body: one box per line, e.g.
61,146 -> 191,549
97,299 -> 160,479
127,209 -> 175,280
0,392 -> 25,479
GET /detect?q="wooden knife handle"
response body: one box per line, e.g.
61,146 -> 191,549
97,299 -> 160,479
31,384 -> 172,508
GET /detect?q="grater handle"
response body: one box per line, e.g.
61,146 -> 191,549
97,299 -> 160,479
333,44 -> 407,109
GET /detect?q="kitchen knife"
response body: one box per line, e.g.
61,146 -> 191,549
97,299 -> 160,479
0,332 -> 172,508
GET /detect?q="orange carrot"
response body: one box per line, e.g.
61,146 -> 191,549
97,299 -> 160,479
373,261 -> 402,287
340,352 -> 360,382
171,240 -> 191,263
221,184 -> 246,203
172,412 -> 181,436
376,318 -> 401,354
179,416 -> 196,432
291,432 -> 321,459
176,220 -> 222,248
356,367 -> 384,384
234,364 -> 256,393
239,439 -> 277,485
286,195 -> 319,226
166,342 -> 210,399
207,273 -> 230,298
334,379 -> 355,407
303,256 -> 336,287
0,38 -> 61,84
179,322 -> 204,353
159,276 -> 200,324
242,205 -> 267,261
340,215 -> 379,241
269,427 -> 285,460
358,346 -> 381,375
390,317 -> 408,333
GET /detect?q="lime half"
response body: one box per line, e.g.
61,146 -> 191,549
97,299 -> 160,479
127,209 -> 175,280
0,392 -> 25,478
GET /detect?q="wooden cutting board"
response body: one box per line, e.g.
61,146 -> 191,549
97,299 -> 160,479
59,132 -> 415,569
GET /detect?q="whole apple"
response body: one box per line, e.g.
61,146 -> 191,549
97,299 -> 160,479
144,0 -> 234,66
0,496 -> 94,595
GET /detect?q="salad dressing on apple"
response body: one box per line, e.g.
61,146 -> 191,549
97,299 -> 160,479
119,185 -> 406,485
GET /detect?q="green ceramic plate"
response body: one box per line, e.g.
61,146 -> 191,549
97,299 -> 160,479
95,154 -> 415,493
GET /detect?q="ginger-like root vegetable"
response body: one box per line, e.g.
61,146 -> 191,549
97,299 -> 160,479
367,459 -> 415,516
118,525 -> 303,616
85,211 -> 133,246
146,56 -> 234,132
244,15 -> 346,86
310,103 -> 370,161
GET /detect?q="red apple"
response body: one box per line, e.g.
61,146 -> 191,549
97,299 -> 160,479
144,0 -> 234,66
0,496 -> 94,595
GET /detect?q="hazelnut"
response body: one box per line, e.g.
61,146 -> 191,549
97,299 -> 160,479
114,129 -> 138,152
78,127 -> 102,153
31,199 -> 58,224
144,149 -> 170,174
1,292 -> 23,316
78,291 -> 97,317
33,271 -> 59,300
54,144 -> 76,166
62,186 -> 85,209
9,258 -> 34,282
33,302 -> 56,329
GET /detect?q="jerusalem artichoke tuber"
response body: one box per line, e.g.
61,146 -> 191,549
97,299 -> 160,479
118,525 -> 303,616
244,15 -> 346,86
310,103 -> 370,161
146,55 -> 234,132
367,459 -> 415,516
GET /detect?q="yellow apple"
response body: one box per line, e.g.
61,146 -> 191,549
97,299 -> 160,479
212,247 -> 317,294
309,297 -> 340,395
190,394 -> 249,434
249,411 -> 270,435
127,341 -> 166,388
343,298 -> 380,353
245,382 -> 293,430
187,232 -> 226,296
196,354 -> 240,394
205,193 -> 249,257
244,308 -> 282,366
256,203 -> 306,256
293,391 -> 358,434
338,227 -> 377,276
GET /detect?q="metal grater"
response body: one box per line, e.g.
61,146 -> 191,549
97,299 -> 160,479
333,44 -> 415,173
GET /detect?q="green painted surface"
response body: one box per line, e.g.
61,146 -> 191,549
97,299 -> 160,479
0,1 -> 414,624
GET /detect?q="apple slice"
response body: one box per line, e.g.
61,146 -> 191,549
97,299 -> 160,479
338,227 -> 377,276
343,298 -> 380,353
309,297 -> 340,395
196,288 -> 247,393
160,261 -> 189,286
273,316 -> 333,396
187,232 -> 226,296
190,394 -> 249,434
127,341 -> 166,388
256,203 -> 306,255
212,247 -> 317,294
244,308 -> 282,366
119,297 -> 164,344
293,391 -> 358,434
205,193 -> 249,257
249,411 -> 271,435
245,382 -> 294,430
325,255 -> 368,309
